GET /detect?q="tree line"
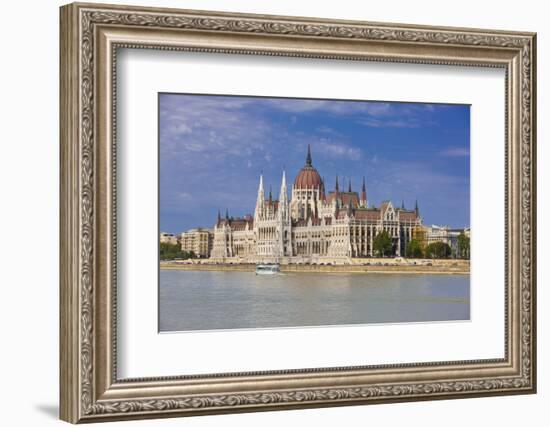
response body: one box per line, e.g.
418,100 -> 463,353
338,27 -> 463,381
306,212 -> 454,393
160,242 -> 197,260
373,230 -> 470,259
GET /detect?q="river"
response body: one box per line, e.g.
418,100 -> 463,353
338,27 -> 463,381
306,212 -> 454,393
159,270 -> 470,332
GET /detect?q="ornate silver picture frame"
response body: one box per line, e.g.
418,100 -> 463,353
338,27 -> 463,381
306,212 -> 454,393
60,2 -> 536,423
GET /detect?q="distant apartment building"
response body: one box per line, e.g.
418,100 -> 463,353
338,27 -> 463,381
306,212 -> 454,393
160,232 -> 179,245
411,225 -> 469,258
181,228 -> 214,258
426,225 -> 469,258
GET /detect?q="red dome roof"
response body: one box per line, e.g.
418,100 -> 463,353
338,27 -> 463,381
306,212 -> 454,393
294,166 -> 322,189
294,145 -> 322,189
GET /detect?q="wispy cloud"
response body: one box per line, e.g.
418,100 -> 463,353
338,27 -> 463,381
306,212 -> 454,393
268,99 -> 393,117
317,139 -> 362,160
359,117 -> 422,128
440,147 -> 470,157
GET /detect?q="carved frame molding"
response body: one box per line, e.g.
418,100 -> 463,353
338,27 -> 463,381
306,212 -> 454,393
60,2 -> 536,423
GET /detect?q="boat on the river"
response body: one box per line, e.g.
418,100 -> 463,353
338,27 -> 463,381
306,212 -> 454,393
255,264 -> 281,275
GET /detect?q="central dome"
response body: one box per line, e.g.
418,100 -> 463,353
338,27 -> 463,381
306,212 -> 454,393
294,145 -> 322,189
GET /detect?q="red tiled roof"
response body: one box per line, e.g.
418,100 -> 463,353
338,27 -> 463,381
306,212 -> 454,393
326,192 -> 360,207
325,192 -> 337,204
354,209 -> 381,220
398,211 -> 418,221
341,193 -> 359,207
218,217 -> 254,230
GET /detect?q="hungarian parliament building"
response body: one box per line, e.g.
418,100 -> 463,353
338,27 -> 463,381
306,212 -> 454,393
210,146 -> 422,263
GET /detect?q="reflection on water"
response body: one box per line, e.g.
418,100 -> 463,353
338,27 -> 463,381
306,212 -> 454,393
159,270 -> 470,332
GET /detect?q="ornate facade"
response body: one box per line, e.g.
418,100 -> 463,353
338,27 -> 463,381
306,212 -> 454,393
211,146 -> 422,263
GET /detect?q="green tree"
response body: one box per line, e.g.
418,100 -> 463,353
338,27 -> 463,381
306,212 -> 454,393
373,230 -> 393,257
160,242 -> 185,260
425,241 -> 452,259
405,239 -> 424,258
457,232 -> 470,259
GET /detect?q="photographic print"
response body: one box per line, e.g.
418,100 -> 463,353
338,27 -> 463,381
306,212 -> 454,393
159,93 -> 471,332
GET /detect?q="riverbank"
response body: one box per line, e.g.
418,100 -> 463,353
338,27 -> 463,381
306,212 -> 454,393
160,260 -> 470,275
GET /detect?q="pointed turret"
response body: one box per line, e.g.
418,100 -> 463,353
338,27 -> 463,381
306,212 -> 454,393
334,175 -> 340,208
254,173 -> 265,220
306,144 -> 312,166
279,169 -> 288,203
278,169 -> 290,222
225,208 -> 229,220
415,199 -> 419,216
401,199 -> 405,210
217,209 -> 221,223
361,176 -> 367,207
257,173 -> 264,201
269,185 -> 272,203
348,178 -> 352,193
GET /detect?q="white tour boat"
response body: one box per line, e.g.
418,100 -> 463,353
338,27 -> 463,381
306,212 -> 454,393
255,264 -> 281,275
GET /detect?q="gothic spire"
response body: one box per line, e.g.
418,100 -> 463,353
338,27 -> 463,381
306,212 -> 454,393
256,173 -> 265,205
348,178 -> 352,193
361,176 -> 367,206
217,209 -> 221,223
415,199 -> 419,215
305,144 -> 312,166
269,185 -> 272,203
279,169 -> 288,202
335,175 -> 339,192
401,199 -> 405,210
225,208 -> 229,220
257,172 -> 264,193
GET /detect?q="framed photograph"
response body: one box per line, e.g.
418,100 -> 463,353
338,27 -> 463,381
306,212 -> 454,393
60,2 -> 537,423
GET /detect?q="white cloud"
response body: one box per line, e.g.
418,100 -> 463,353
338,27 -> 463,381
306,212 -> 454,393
440,147 -> 470,157
317,139 -> 361,160
359,117 -> 422,128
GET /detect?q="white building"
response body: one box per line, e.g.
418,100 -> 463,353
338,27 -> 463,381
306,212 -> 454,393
210,146 -> 422,264
159,232 -> 178,245
425,225 -> 470,258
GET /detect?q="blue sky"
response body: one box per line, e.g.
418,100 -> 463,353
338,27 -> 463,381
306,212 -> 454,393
159,93 -> 470,233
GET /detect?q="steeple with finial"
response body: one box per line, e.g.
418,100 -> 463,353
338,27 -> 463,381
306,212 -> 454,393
305,143 -> 312,167
360,176 -> 367,207
278,168 -> 290,222
333,175 -> 340,207
348,178 -> 352,193
415,199 -> 419,216
279,169 -> 288,204
254,172 -> 265,220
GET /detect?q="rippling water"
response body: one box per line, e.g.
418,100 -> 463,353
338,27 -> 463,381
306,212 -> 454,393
159,270 -> 470,332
